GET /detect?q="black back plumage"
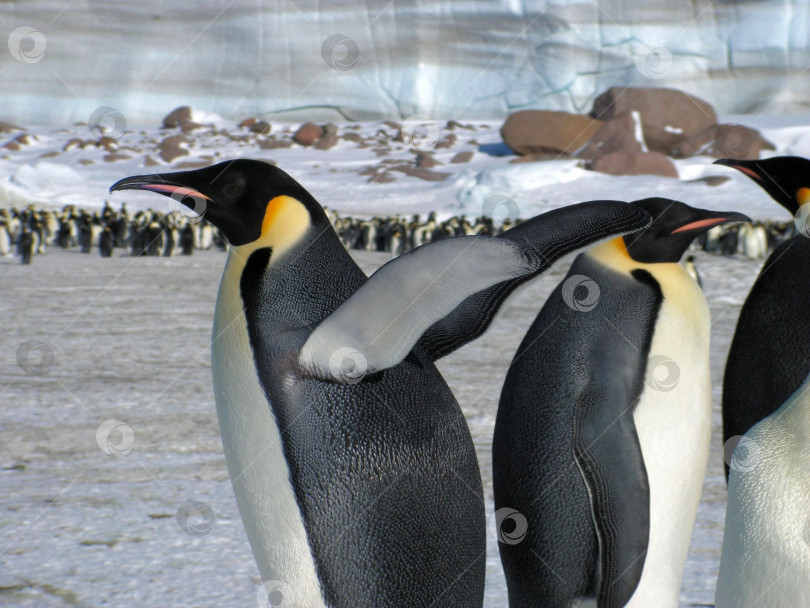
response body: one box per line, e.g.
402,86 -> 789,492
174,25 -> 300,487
493,254 -> 661,608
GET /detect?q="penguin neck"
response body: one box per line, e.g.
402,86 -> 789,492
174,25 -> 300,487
587,236 -> 684,275
586,237 -> 703,315
220,217 -> 367,332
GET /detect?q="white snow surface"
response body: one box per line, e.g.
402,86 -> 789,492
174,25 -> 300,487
0,246 -> 760,607
1,114 -> 810,221
2,1 -> 810,124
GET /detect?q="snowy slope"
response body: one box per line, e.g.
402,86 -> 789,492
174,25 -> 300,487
2,114 -> 810,222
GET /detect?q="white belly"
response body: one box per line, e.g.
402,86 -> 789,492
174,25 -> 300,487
715,380 -> 810,607
212,252 -> 326,606
626,279 -> 712,607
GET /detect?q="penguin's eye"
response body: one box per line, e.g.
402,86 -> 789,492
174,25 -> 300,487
223,184 -> 243,198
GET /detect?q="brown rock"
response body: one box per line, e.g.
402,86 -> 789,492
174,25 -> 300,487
450,151 -> 475,164
382,120 -> 401,131
98,136 -> 119,151
158,134 -> 190,162
294,122 -> 324,146
78,159 -> 95,166
63,138 -> 85,151
3,134 -> 27,150
249,120 -> 272,135
415,152 -> 442,168
163,106 -> 193,128
445,120 -> 476,131
174,160 -> 213,169
577,113 -> 643,161
10,133 -> 34,147
590,87 -> 717,155
239,118 -> 257,128
258,138 -> 294,150
434,134 -> 458,150
391,165 -> 450,182
341,132 -> 363,143
368,172 -> 397,184
690,175 -> 731,187
670,127 -> 715,158
674,123 -> 775,160
501,110 -> 604,156
39,151 -> 60,159
323,123 -> 339,136
314,134 -> 338,150
589,151 -> 678,178
103,153 -> 132,163
144,155 -> 161,167
0,121 -> 24,133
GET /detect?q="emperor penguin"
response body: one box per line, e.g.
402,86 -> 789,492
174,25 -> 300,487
715,156 -> 810,479
493,198 -> 749,608
715,372 -> 810,607
110,159 -> 650,608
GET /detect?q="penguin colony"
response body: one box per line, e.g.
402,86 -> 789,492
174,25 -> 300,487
0,202 -> 792,263
102,156 -> 810,607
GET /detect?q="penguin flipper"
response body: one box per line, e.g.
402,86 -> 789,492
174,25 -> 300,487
573,377 -> 650,608
298,235 -> 533,381
299,201 -> 651,382
419,200 -> 652,361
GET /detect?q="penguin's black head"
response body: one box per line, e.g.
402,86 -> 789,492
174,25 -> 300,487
110,159 -> 329,247
623,198 -> 750,264
714,156 -> 810,216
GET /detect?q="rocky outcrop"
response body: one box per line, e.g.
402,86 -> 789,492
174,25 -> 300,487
590,87 -> 716,156
501,110 -> 603,156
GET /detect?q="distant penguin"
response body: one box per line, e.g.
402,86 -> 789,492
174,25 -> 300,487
737,222 -> 768,259
99,226 -> 114,257
145,222 -> 163,256
716,372 -> 810,607
684,254 -> 703,288
197,220 -> 214,250
111,159 -> 650,608
112,215 -> 128,247
716,156 -> 810,479
18,228 -> 34,265
180,224 -> 194,255
493,198 -> 748,608
79,218 -> 92,253
0,223 -> 9,256
163,225 -> 178,257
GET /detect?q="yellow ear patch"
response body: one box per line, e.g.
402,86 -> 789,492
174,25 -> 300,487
797,188 -> 810,207
231,195 -> 312,263
261,195 -> 287,236
258,195 -> 311,252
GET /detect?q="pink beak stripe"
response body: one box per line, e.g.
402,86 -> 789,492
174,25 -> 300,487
671,217 -> 729,234
139,184 -> 211,200
732,166 -> 762,180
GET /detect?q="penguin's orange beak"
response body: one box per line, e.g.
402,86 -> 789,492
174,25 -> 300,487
670,211 -> 751,235
713,158 -> 763,181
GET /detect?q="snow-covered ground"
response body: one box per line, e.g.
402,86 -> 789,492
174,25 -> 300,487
0,243 -> 760,607
1,113 -> 810,223
2,111 -> 808,606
